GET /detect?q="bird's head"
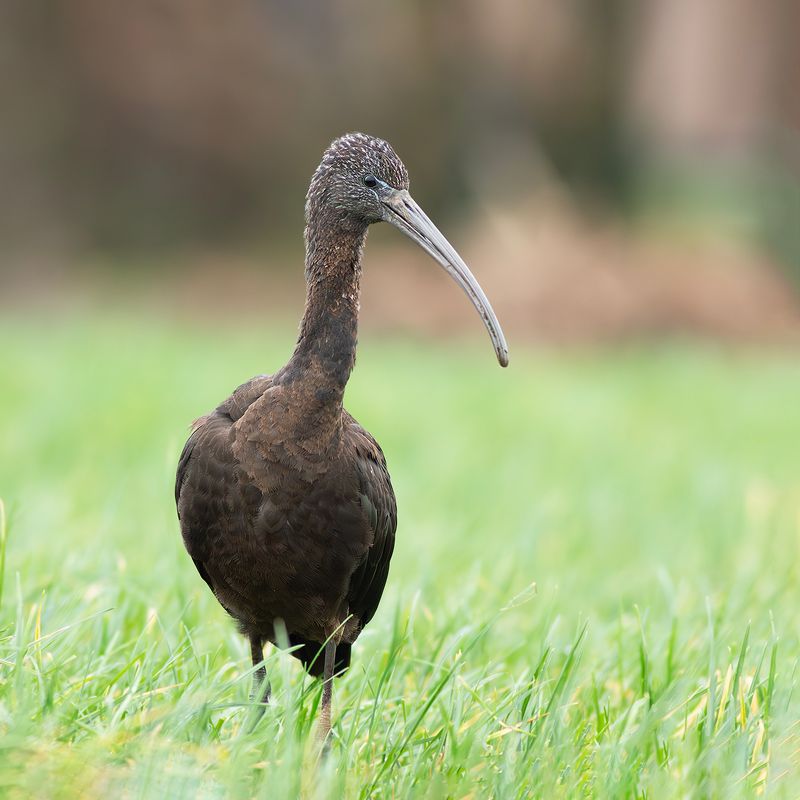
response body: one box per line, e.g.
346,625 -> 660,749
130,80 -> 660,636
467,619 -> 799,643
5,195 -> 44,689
307,132 -> 508,367
307,132 -> 409,224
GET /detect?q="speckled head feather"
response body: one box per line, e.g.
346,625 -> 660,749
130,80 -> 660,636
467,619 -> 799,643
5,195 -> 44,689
306,133 -> 410,226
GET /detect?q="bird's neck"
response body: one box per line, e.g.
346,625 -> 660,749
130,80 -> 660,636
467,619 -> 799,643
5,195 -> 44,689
281,216 -> 368,418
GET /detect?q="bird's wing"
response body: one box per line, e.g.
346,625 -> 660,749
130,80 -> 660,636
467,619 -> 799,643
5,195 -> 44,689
344,417 -> 398,630
175,374 -> 271,514
175,375 -> 272,600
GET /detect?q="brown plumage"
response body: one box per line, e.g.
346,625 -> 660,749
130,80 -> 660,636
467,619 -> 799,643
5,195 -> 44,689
175,133 -> 508,741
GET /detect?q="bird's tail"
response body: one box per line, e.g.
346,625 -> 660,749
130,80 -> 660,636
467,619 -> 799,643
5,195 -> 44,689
287,634 -> 351,678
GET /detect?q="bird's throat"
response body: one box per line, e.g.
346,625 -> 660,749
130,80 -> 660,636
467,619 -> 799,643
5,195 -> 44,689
282,221 -> 368,415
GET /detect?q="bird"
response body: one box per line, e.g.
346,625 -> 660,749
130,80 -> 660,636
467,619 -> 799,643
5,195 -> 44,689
175,132 -> 508,742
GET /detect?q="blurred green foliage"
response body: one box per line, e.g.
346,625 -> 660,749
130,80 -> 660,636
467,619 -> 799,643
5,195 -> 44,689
1,315 -> 799,797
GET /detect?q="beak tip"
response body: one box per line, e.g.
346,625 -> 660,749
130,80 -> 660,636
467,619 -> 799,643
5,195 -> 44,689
498,351 -> 509,368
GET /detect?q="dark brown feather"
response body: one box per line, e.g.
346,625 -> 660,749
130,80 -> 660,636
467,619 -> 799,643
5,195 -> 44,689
176,376 -> 397,672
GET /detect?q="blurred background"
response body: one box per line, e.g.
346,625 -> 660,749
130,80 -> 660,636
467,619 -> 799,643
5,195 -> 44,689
2,0 -> 800,343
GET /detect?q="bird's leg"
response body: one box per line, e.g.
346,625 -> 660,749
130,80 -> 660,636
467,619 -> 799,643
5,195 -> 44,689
317,638 -> 337,747
250,635 -> 270,705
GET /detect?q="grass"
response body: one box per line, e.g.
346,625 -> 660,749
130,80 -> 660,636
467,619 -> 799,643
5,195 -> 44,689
1,312 -> 799,798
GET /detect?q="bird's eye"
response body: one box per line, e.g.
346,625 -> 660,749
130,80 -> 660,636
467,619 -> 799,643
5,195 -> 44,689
363,174 -> 378,188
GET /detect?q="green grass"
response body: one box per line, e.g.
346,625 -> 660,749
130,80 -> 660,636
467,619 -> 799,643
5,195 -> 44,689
1,313 -> 799,798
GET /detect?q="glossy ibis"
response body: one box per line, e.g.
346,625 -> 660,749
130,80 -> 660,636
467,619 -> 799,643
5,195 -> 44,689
175,133 -> 508,741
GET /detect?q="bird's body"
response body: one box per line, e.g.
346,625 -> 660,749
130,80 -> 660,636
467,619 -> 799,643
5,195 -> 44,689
176,375 -> 396,676
176,133 -> 507,740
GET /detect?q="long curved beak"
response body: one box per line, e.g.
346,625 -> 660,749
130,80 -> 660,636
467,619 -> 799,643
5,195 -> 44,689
380,189 -> 509,367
